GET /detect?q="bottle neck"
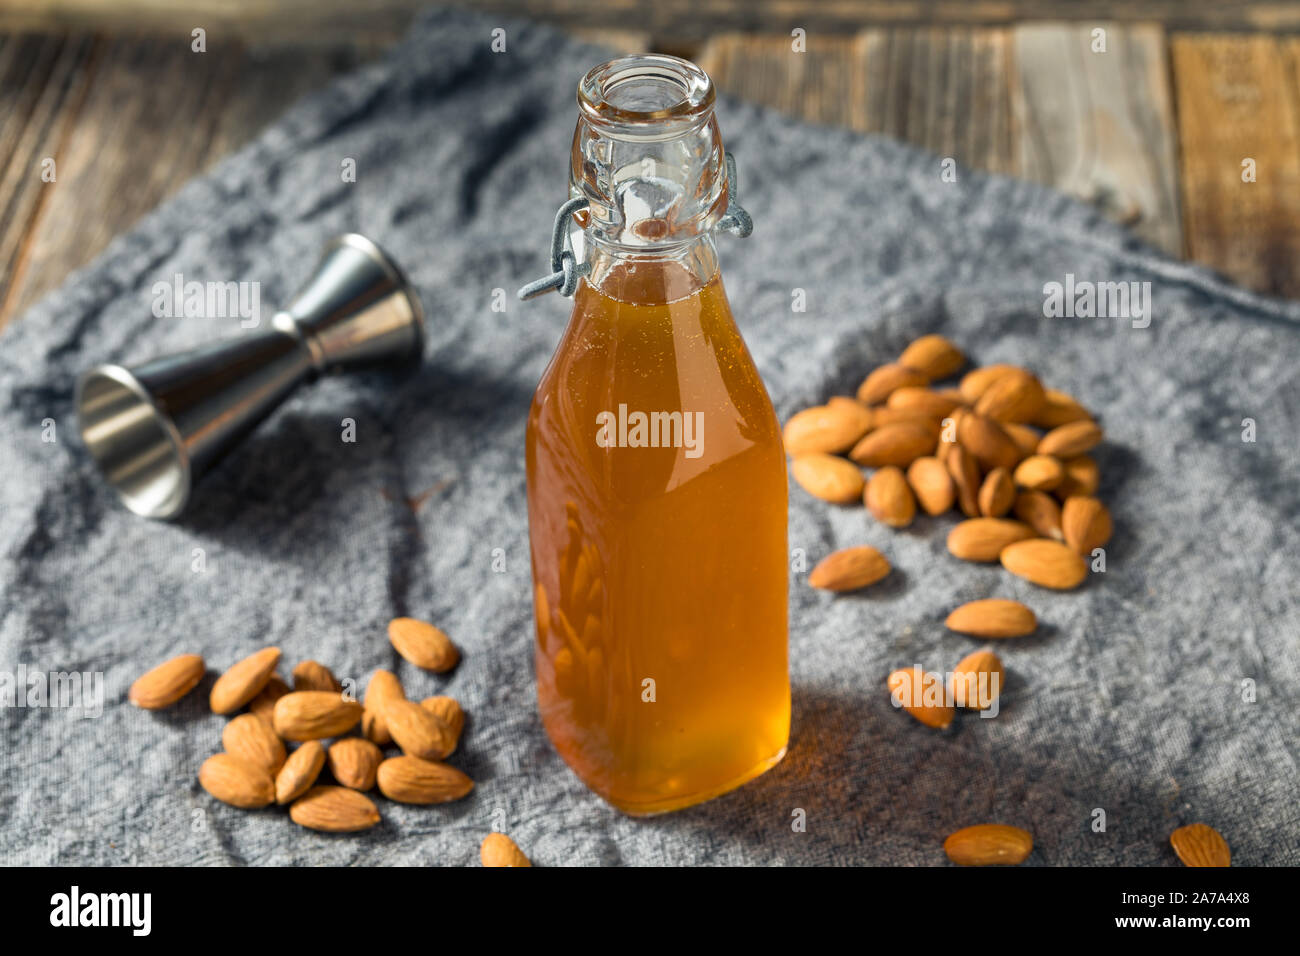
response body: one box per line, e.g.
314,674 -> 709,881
578,233 -> 719,305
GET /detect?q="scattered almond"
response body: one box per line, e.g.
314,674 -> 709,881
946,518 -> 1035,563
1003,421 -> 1042,459
959,412 -> 1023,471
362,669 -> 404,746
943,824 -> 1033,866
945,599 -> 1038,638
377,755 -> 475,804
899,334 -> 964,379
808,546 -> 891,592
906,456 -> 955,516
950,649 -> 1004,710
958,364 -> 1023,404
384,698 -> 455,761
1000,538 -> 1088,589
222,712 -> 287,775
974,369 -> 1045,424
289,785 -> 380,832
865,466 -> 916,528
782,403 -> 872,456
790,453 -> 864,503
129,653 -> 205,710
848,422 -> 935,468
1170,823 -> 1231,867
275,740 -> 326,805
481,832 -> 532,867
199,753 -> 274,809
209,647 -> 281,715
887,667 -> 955,729
273,691 -> 363,741
388,617 -> 460,673
870,406 -> 942,436
1061,496 -> 1113,555
1013,489 -> 1064,540
1038,419 -> 1103,458
977,467 -> 1015,517
946,444 -> 982,517
420,696 -> 466,756
1033,388 -> 1091,429
327,737 -> 383,791
292,659 -> 342,694
857,363 -> 929,404
1013,454 -> 1065,491
887,386 -> 960,419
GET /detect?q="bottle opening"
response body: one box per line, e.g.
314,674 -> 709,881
578,55 -> 714,127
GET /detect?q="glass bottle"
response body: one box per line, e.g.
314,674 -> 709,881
525,55 -> 789,815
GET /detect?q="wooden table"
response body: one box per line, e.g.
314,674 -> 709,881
2,1 -> 1298,331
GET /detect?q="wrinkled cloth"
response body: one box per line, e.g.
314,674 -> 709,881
1,7 -> 1297,866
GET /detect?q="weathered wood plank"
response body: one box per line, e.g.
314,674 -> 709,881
1011,22 -> 1182,254
1171,34 -> 1300,297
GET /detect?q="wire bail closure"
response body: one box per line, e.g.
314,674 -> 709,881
518,151 -> 752,301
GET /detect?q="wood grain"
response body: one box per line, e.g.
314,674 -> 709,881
1012,22 -> 1182,254
1172,34 -> 1300,297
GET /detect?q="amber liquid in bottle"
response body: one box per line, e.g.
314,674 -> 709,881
526,252 -> 790,815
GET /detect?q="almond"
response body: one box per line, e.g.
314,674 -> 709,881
887,667 -> 955,729
869,406 -> 942,437
1003,422 -> 1042,459
1061,496 -> 1112,554
222,712 -> 287,774
1013,489 -> 1064,540
856,363 -> 929,405
384,698 -> 455,760
958,364 -> 1023,404
273,691 -> 363,741
1000,538 -> 1088,589
906,456 -> 955,516
1170,823 -> 1231,867
977,467 -> 1015,517
1013,454 -> 1064,491
865,466 -> 916,528
248,674 -> 289,724
946,445 -> 982,518
209,647 -> 281,715
958,412 -> 1023,471
887,386 -> 961,419
1033,388 -> 1092,429
849,422 -> 935,468
129,653 -> 205,710
275,740 -> 326,805
289,785 -> 380,832
1057,455 -> 1100,497
198,753 -> 274,809
420,696 -> 465,756
292,659 -> 342,694
946,518 -> 1035,563
1038,420 -> 1103,458
950,649 -> 1004,710
388,617 -> 460,673
899,334 -> 964,380
327,737 -> 383,791
974,369 -> 1045,423
790,453 -> 865,503
376,755 -> 475,804
362,669 -> 404,746
945,599 -> 1038,638
782,403 -> 872,456
807,546 -> 891,592
481,832 -> 532,867
943,824 -> 1033,866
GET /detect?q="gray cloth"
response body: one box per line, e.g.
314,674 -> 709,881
2,7 -> 1297,866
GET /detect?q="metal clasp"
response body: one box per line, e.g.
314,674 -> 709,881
518,151 -> 753,301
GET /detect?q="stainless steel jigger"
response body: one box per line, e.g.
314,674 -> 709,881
75,234 -> 424,519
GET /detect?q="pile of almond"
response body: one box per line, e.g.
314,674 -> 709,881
787,334 -> 1112,591
128,618 -> 531,866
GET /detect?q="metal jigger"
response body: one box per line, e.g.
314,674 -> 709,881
75,234 -> 424,519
